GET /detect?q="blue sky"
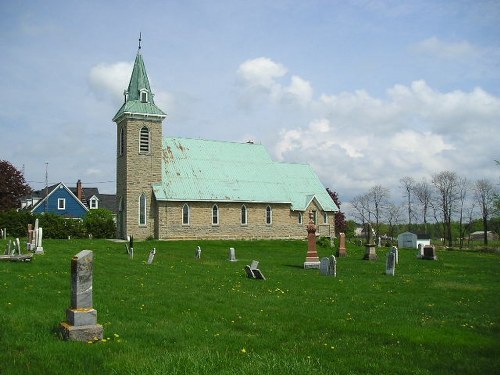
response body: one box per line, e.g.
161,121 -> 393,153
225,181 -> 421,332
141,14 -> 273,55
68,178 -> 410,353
1,0 -> 499,214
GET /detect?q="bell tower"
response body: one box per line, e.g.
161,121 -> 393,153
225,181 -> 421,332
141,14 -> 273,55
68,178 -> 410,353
113,41 -> 166,239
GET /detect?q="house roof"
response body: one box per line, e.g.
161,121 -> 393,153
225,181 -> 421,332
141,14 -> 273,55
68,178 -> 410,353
112,51 -> 166,123
152,137 -> 338,212
30,182 -> 89,214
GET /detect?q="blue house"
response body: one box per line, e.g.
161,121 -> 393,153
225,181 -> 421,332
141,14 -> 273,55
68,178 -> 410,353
29,182 -> 89,218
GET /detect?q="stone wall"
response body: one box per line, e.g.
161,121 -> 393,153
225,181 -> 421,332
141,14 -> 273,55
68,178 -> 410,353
156,201 -> 335,240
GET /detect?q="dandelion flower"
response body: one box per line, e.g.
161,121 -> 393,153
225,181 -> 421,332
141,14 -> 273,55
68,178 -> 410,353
240,348 -> 247,353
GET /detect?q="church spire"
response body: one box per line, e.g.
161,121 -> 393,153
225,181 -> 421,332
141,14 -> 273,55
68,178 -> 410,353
112,39 -> 166,123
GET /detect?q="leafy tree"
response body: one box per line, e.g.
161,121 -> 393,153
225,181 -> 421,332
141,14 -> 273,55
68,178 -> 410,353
83,209 -> 116,238
326,188 -> 347,235
0,160 -> 32,211
0,209 -> 34,237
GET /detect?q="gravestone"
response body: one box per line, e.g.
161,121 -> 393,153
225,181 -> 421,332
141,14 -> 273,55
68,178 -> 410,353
27,224 -> 33,251
2,228 -> 6,239
244,265 -> 254,278
320,256 -> 336,276
304,211 -> 320,269
337,232 -> 347,257
32,219 -> 39,249
60,250 -> 103,341
363,224 -> 377,261
35,227 -> 44,254
147,248 -> 156,264
417,244 -> 424,258
320,257 -> 330,275
128,235 -> 134,259
386,250 -> 396,276
329,255 -> 337,276
422,245 -> 437,260
391,246 -> 399,264
228,247 -> 237,262
15,238 -> 21,255
195,246 -> 201,259
378,236 -> 382,247
253,268 -> 266,280
250,260 -> 259,270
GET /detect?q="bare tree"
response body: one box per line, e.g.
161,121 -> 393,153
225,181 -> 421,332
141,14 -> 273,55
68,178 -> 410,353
351,193 -> 370,226
400,176 -> 415,231
456,177 -> 468,249
473,179 -> 496,245
431,171 -> 460,247
386,202 -> 403,243
413,178 -> 432,234
368,185 -> 390,239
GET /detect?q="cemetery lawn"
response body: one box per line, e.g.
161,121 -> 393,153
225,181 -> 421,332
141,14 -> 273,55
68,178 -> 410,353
1,239 -> 499,375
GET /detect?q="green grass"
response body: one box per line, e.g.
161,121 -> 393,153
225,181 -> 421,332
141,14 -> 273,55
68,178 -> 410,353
1,239 -> 499,375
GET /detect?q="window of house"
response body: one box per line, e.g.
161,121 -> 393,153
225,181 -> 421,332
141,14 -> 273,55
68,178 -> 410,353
118,197 -> 123,212
323,212 -> 328,224
212,204 -> 219,225
182,204 -> 190,225
139,193 -> 147,226
58,198 -> 66,210
312,210 -> 317,224
89,197 -> 98,209
266,205 -> 272,225
241,205 -> 247,225
139,126 -> 150,154
298,212 -> 303,224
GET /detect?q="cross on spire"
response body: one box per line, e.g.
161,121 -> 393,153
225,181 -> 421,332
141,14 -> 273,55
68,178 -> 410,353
138,32 -> 142,50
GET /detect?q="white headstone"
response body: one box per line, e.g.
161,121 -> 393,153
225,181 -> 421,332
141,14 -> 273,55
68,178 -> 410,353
391,246 -> 399,264
35,227 -> 44,254
195,246 -> 201,259
228,247 -> 237,262
147,248 -> 156,264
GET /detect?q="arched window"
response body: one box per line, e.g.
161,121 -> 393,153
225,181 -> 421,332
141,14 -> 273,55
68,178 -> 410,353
298,212 -> 303,224
182,203 -> 190,225
323,212 -> 328,224
139,126 -> 150,154
119,127 -> 125,156
241,205 -> 247,225
266,205 -> 272,225
139,193 -> 147,225
212,204 -> 219,225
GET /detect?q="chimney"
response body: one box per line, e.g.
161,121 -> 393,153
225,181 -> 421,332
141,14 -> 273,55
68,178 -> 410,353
77,180 -> 83,201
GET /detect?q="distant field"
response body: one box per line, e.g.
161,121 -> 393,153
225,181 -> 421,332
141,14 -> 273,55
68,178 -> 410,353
1,239 -> 499,375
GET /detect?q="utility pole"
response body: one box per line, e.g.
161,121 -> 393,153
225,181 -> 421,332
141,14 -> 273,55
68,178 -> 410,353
45,162 -> 48,213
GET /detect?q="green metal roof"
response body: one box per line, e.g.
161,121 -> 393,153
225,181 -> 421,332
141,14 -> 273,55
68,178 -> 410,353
152,137 -> 338,212
112,51 -> 166,122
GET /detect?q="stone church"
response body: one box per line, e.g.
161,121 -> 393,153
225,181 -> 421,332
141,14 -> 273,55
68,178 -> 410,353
113,47 -> 338,240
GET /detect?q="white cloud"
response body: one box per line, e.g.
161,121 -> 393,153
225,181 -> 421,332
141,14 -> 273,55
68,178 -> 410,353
88,62 -> 133,102
237,57 -> 500,201
237,57 -> 313,105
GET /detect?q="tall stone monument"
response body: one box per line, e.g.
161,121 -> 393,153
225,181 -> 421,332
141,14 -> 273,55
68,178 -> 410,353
304,211 -> 320,269
337,232 -> 347,257
60,250 -> 103,341
363,223 -> 377,260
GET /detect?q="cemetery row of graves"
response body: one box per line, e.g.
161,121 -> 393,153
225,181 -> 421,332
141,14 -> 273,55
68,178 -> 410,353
1,218 -> 499,374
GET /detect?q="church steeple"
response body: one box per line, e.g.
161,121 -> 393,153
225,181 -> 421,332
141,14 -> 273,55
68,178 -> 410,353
112,45 -> 166,123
